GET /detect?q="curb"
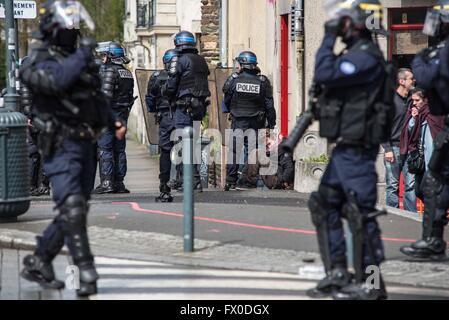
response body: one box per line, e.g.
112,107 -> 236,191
0,229 -> 69,255
384,206 -> 422,223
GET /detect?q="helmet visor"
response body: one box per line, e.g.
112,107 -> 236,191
52,1 -> 95,31
95,41 -> 111,54
423,9 -> 441,37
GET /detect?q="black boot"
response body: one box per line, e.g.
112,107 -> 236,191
92,180 -> 115,194
21,254 -> 65,290
114,181 -> 130,194
306,267 -> 352,298
224,183 -> 236,191
76,261 -> 99,297
333,274 -> 388,300
400,237 -> 447,261
156,183 -> 174,203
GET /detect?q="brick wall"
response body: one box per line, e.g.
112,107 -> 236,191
201,0 -> 220,66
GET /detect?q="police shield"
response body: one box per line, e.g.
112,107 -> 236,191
135,69 -> 159,145
211,67 -> 233,142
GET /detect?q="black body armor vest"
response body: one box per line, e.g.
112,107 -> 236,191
178,53 -> 210,98
100,63 -> 134,109
230,71 -> 265,118
316,39 -> 392,146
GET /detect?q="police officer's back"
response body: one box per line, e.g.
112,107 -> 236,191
223,52 -> 276,130
222,51 -> 276,191
166,31 -> 211,127
165,31 -> 211,191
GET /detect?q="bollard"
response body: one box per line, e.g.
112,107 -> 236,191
183,126 -> 194,252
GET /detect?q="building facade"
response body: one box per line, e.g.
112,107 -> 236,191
222,0 -> 434,201
124,0 -> 202,145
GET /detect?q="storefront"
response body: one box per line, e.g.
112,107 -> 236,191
388,6 -> 437,68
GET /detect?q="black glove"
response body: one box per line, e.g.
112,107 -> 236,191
324,18 -> 342,36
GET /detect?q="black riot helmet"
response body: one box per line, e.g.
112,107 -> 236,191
162,49 -> 179,71
236,51 -> 258,71
324,0 -> 385,39
174,31 -> 197,52
38,0 -> 95,53
423,0 -> 449,41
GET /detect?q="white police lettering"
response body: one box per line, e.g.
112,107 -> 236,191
340,61 -> 357,75
236,83 -> 260,94
118,69 -> 133,79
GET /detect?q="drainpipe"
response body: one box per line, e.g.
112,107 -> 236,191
219,0 -> 228,67
293,0 -> 305,115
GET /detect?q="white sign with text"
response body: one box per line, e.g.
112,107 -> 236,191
0,1 -> 37,19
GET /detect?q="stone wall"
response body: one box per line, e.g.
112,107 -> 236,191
201,0 -> 220,66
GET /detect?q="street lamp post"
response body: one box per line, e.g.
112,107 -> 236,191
0,0 -> 30,220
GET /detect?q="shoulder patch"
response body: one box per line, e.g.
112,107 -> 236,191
340,61 -> 357,75
232,72 -> 239,79
118,69 -> 133,79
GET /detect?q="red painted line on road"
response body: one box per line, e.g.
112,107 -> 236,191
112,202 -> 418,244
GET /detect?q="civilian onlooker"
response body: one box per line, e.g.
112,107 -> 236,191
383,68 -> 416,210
400,88 -> 445,201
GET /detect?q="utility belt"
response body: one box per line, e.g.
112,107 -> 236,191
175,97 -> 210,120
229,111 -> 266,126
335,139 -> 378,151
33,116 -> 99,158
155,102 -> 175,125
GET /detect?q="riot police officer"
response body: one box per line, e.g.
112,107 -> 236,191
93,42 -> 135,194
18,1 -> 126,297
400,0 -> 449,261
165,31 -> 211,191
19,64 -> 51,197
146,49 -> 178,202
306,0 -> 392,300
222,51 -> 276,191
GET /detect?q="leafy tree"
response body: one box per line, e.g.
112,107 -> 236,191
81,0 -> 125,42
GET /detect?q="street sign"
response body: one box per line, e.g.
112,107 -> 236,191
0,1 -> 37,19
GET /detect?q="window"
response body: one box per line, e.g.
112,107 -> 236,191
148,0 -> 156,26
137,3 -> 147,28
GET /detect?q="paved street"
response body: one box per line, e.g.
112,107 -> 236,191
1,139 -> 449,299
